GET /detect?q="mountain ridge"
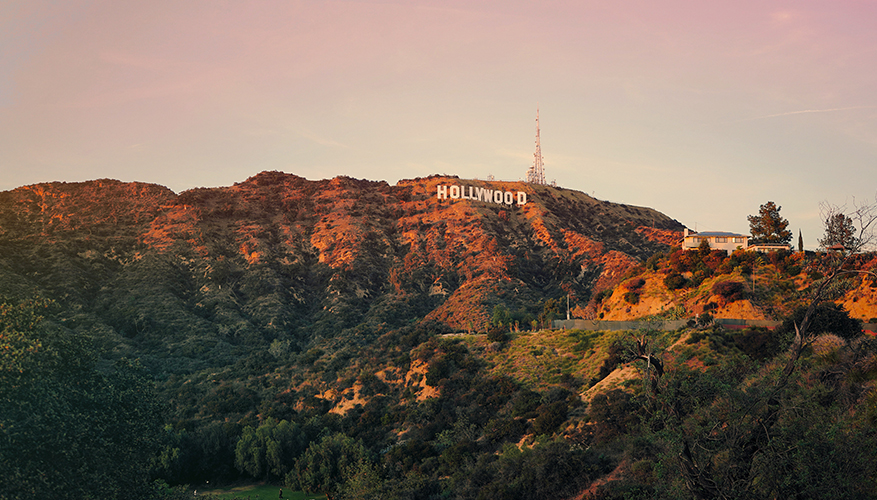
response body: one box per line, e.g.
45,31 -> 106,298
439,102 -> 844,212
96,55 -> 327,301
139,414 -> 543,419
0,171 -> 683,372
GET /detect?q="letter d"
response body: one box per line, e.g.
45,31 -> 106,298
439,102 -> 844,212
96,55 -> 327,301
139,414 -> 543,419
517,192 -> 527,205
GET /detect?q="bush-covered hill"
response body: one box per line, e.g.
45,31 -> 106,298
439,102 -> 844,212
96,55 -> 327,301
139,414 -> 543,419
0,171 -> 682,375
7,289 -> 877,499
6,172 -> 877,499
584,243 -> 877,325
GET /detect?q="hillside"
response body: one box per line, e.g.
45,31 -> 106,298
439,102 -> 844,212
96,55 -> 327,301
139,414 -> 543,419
0,171 -> 682,374
587,243 -> 877,324
6,172 -> 876,500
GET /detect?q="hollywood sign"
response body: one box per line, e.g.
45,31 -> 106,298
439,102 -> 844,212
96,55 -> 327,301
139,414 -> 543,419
436,185 -> 528,206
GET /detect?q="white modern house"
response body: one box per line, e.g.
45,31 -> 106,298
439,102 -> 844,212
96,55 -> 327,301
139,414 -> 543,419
747,243 -> 793,253
681,229 -> 749,254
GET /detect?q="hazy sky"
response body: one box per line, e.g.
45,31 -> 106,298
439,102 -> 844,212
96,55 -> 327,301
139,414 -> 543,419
2,0 -> 876,248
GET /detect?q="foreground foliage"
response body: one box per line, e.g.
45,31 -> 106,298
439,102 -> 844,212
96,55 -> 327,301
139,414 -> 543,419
0,299 -> 164,500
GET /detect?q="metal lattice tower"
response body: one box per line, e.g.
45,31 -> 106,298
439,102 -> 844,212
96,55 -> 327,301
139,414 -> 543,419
526,108 -> 546,185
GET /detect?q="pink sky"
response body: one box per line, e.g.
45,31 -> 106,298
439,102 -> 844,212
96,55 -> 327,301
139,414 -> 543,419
2,0 -> 876,248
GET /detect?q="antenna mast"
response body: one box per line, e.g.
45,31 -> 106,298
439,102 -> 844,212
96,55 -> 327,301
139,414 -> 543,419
527,108 -> 546,185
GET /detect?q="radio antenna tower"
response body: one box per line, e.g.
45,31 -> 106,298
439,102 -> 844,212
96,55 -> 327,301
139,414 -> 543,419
526,107 -> 546,185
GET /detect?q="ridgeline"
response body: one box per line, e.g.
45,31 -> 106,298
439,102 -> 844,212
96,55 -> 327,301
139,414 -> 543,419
0,171 -> 681,374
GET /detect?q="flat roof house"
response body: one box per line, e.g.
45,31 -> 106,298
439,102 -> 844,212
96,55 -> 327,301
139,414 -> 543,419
747,243 -> 793,253
681,229 -> 749,255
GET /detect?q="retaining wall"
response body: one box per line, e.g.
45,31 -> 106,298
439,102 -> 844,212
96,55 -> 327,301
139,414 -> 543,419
552,319 -> 877,333
552,318 -> 781,332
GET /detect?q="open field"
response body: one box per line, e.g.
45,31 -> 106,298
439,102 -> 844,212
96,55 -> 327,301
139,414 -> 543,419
198,483 -> 326,500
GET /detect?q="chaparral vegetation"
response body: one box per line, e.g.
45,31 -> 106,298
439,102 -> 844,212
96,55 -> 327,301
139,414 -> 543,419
2,173 -> 877,500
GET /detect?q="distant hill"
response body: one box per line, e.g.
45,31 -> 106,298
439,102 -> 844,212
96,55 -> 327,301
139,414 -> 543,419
0,171 -> 682,373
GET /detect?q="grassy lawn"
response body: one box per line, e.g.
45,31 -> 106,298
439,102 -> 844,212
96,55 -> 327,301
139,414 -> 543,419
198,483 -> 326,500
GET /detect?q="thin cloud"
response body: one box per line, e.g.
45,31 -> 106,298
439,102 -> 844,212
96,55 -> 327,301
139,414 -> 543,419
298,130 -> 349,149
739,105 -> 877,122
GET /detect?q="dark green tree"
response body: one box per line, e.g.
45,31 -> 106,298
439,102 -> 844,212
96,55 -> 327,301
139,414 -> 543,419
539,298 -> 561,329
697,237 -> 712,256
819,213 -> 858,251
235,417 -> 307,479
450,440 -> 610,499
491,304 -> 510,328
0,298 -> 165,500
337,459 -> 384,500
286,432 -> 370,499
778,302 -> 863,341
748,201 -> 792,245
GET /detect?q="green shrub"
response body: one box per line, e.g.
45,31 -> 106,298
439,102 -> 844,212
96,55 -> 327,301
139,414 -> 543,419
588,389 -> 636,444
623,291 -> 640,304
663,273 -> 687,290
712,280 -> 745,302
593,288 -> 613,304
779,302 -> 863,341
532,401 -> 568,435
645,253 -> 663,271
486,328 -> 508,343
510,389 -> 542,418
696,312 -> 713,328
569,330 -> 595,352
687,331 -> 706,344
733,327 -> 779,360
484,418 -> 527,443
624,277 -> 646,291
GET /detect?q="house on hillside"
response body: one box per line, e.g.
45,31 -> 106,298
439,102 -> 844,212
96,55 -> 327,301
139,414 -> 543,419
681,229 -> 748,255
747,243 -> 793,253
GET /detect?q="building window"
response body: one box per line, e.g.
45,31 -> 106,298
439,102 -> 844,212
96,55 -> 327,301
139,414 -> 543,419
715,237 -> 727,243
733,237 -> 744,243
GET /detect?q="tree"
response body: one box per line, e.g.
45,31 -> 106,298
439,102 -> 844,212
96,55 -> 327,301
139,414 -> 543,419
286,432 -> 370,499
338,459 -> 384,500
819,212 -> 858,251
748,201 -> 792,244
798,229 -> 804,252
778,302 -> 862,342
448,440 -> 610,499
539,298 -> 561,329
0,298 -> 165,500
491,303 -> 510,327
794,198 -> 877,349
235,417 -> 307,479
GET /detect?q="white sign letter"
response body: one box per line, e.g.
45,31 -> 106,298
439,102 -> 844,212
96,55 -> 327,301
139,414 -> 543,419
517,192 -> 527,205
450,185 -> 460,199
436,185 -> 447,200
